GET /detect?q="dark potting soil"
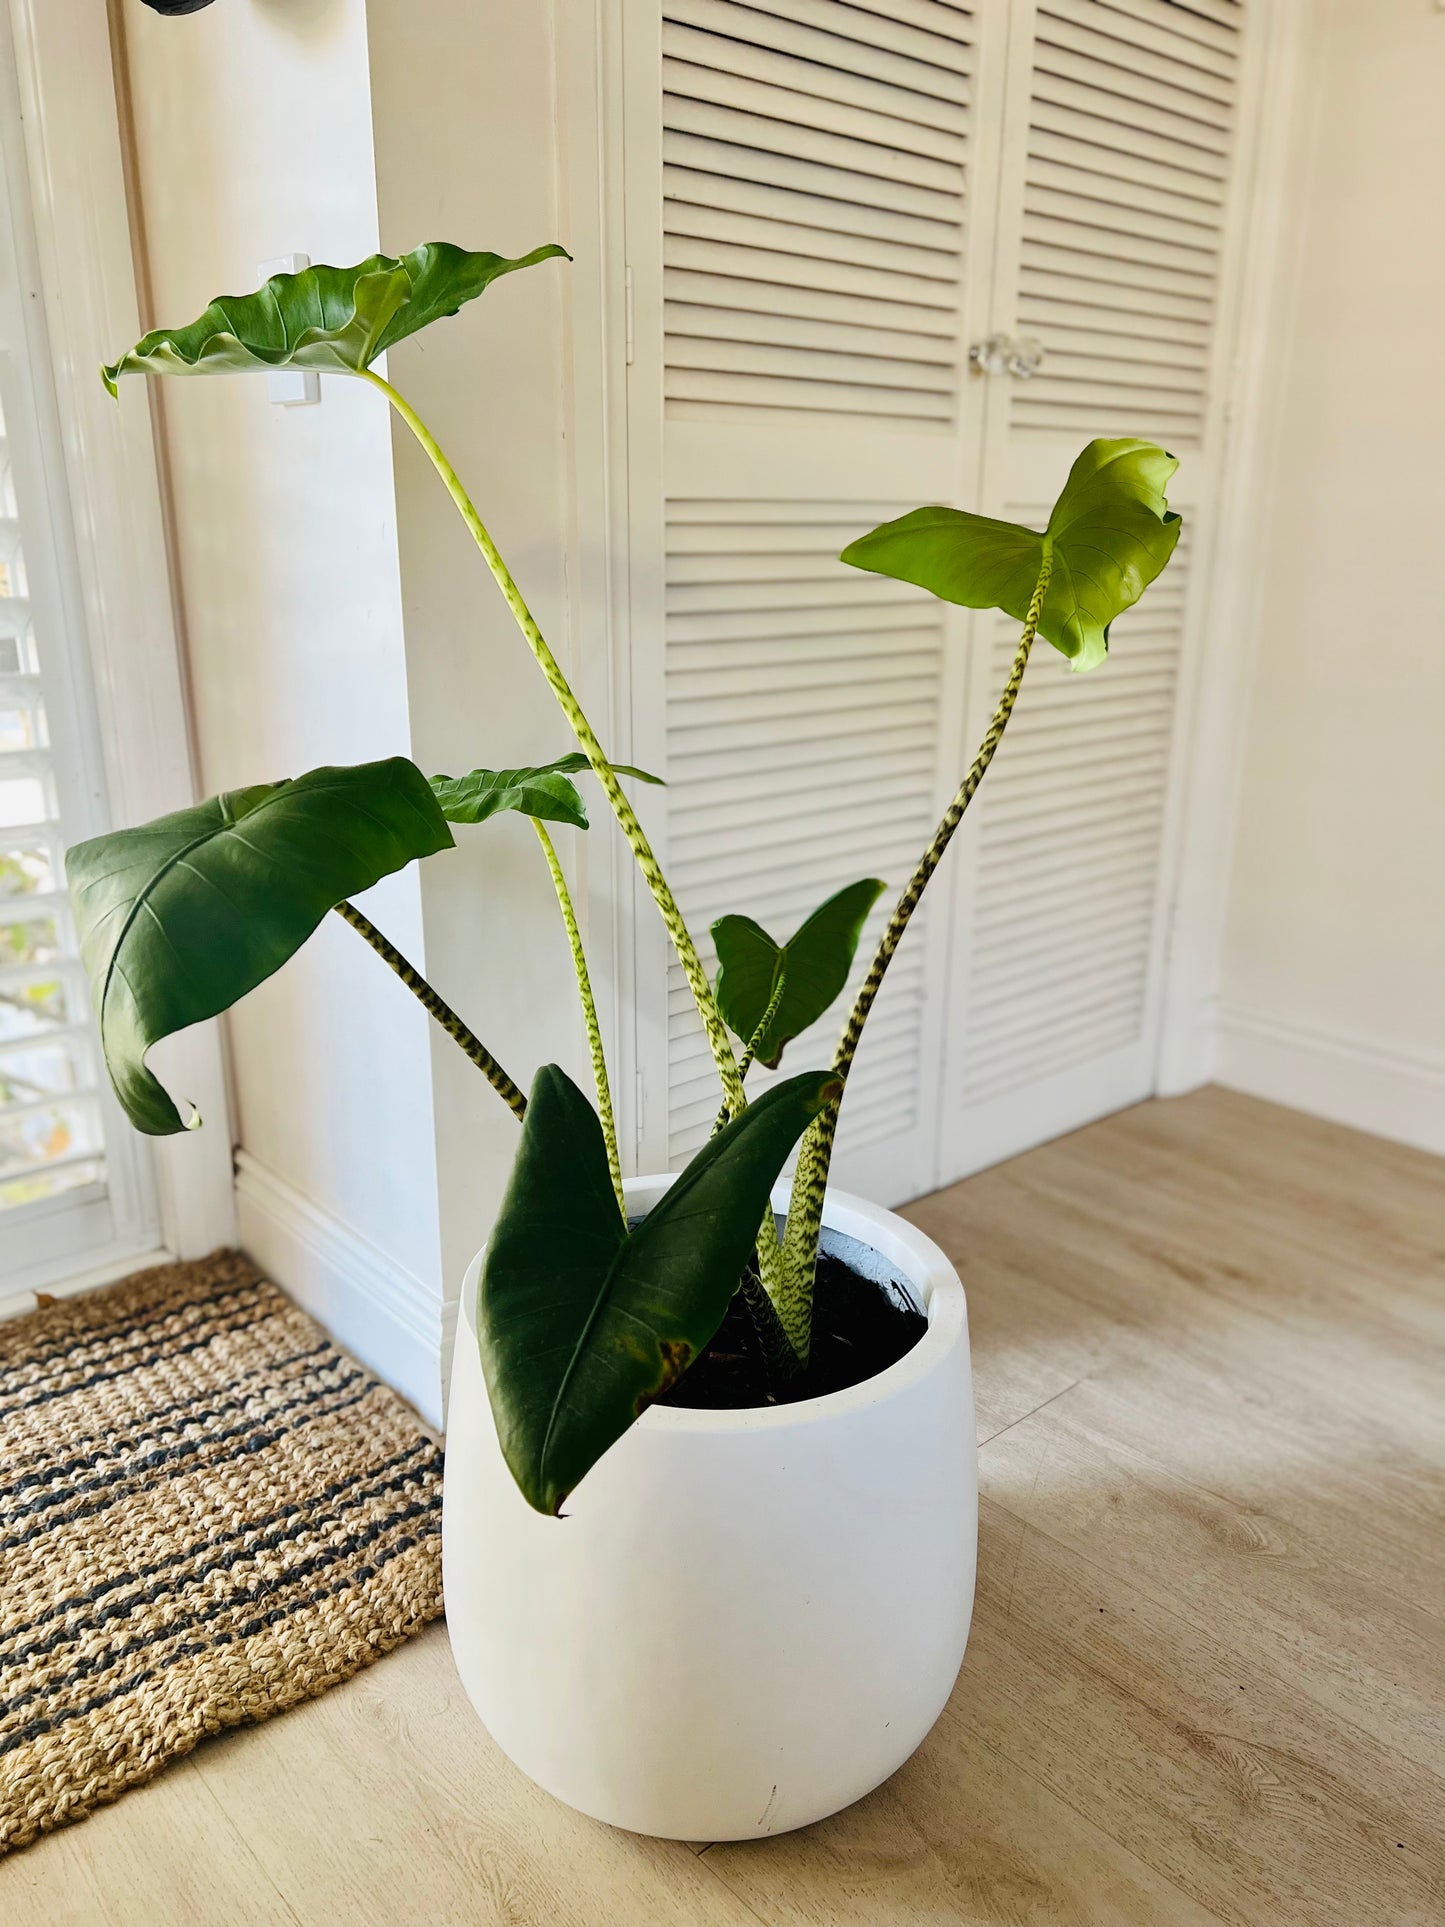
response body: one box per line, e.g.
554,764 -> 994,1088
656,1249 -> 929,1411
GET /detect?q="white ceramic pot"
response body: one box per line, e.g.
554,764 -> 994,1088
443,1177 -> 977,1841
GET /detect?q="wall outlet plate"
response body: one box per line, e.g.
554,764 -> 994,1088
257,254 -> 320,407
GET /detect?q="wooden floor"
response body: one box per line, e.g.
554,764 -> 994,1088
5,1088 -> 1443,1925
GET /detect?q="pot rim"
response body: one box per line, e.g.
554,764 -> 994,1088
460,1177 -> 966,1439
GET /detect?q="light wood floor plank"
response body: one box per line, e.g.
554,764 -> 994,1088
2,1751 -> 305,1927
3,1822 -> 120,1927
980,1395 -> 1445,1781
182,1627 -> 764,1927
700,1729 -> 1228,1927
962,1496 -> 1445,1927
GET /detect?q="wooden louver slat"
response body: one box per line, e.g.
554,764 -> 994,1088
662,0 -> 973,425
960,516 -> 1192,1102
1011,0 -> 1244,448
661,500 -> 946,1167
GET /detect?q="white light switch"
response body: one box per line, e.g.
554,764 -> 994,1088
258,254 -> 320,406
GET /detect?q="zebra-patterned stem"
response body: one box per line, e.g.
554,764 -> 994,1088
707,966 -> 788,1141
334,900 -> 528,1121
777,556 -> 1055,1349
740,1264 -> 803,1386
773,1163 -> 820,1360
361,369 -> 748,1123
533,819 -> 624,1217
835,561 -> 1049,1082
703,970 -> 798,1327
363,368 -> 787,1303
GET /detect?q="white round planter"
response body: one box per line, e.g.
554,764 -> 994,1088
443,1177 -> 977,1841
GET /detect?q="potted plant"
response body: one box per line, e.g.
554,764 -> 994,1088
80,243 -> 1180,1838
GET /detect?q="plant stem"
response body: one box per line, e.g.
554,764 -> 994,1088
360,368 -> 747,1124
740,968 -> 788,1083
334,900 -> 527,1120
533,819 -> 624,1217
739,1265 -> 801,1388
708,966 -> 787,1139
776,556 -> 1054,1353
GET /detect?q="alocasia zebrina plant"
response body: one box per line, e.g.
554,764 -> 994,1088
76,243 -> 1180,1512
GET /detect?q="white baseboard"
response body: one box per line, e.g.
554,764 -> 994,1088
1216,1005 -> 1445,1157
1154,999 -> 1220,1098
234,1152 -> 445,1428
0,1245 -> 174,1324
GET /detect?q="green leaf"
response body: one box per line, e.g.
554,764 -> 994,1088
430,754 -> 663,832
479,1063 -> 839,1515
840,438 -> 1181,672
66,759 -> 452,1135
101,241 -> 569,394
713,878 -> 886,1069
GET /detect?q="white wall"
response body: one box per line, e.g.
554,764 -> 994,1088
120,0 -> 601,1415
121,0 -> 450,1409
366,0 -> 597,1347
1216,0 -> 1445,1153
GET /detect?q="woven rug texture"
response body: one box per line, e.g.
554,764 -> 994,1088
0,1250 -> 444,1854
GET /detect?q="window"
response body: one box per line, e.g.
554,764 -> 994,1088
0,18 -> 158,1290
0,393 -> 108,1216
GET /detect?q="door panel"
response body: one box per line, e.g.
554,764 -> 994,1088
943,518 -> 1196,1176
660,494 -> 950,1196
618,0 -> 1251,1201
626,0 -> 1006,1201
942,0 -> 1246,1181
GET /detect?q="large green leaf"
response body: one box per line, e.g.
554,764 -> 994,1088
101,242 -> 568,394
713,878 -> 886,1069
479,1063 -> 839,1515
430,754 -> 662,833
66,759 -> 452,1135
841,438 -> 1181,672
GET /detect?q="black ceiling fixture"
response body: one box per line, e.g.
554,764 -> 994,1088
138,0 -> 217,14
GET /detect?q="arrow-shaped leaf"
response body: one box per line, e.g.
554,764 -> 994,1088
430,754 -> 662,832
101,242 -> 569,394
479,1063 -> 839,1515
713,878 -> 886,1069
841,437 -> 1181,672
66,758 -> 452,1135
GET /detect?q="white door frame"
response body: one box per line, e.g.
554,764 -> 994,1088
3,0 -> 235,1288
555,0 -> 650,1174
1154,0 -> 1320,1094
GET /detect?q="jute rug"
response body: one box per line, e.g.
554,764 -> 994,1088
0,1250 -> 444,1854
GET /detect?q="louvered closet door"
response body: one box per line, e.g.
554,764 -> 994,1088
623,0 -> 1006,1202
940,0 -> 1248,1180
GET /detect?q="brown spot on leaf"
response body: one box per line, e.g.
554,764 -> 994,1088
634,1338 -> 693,1416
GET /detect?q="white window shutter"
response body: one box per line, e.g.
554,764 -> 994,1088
0,44 -> 160,1285
0,415 -> 108,1220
